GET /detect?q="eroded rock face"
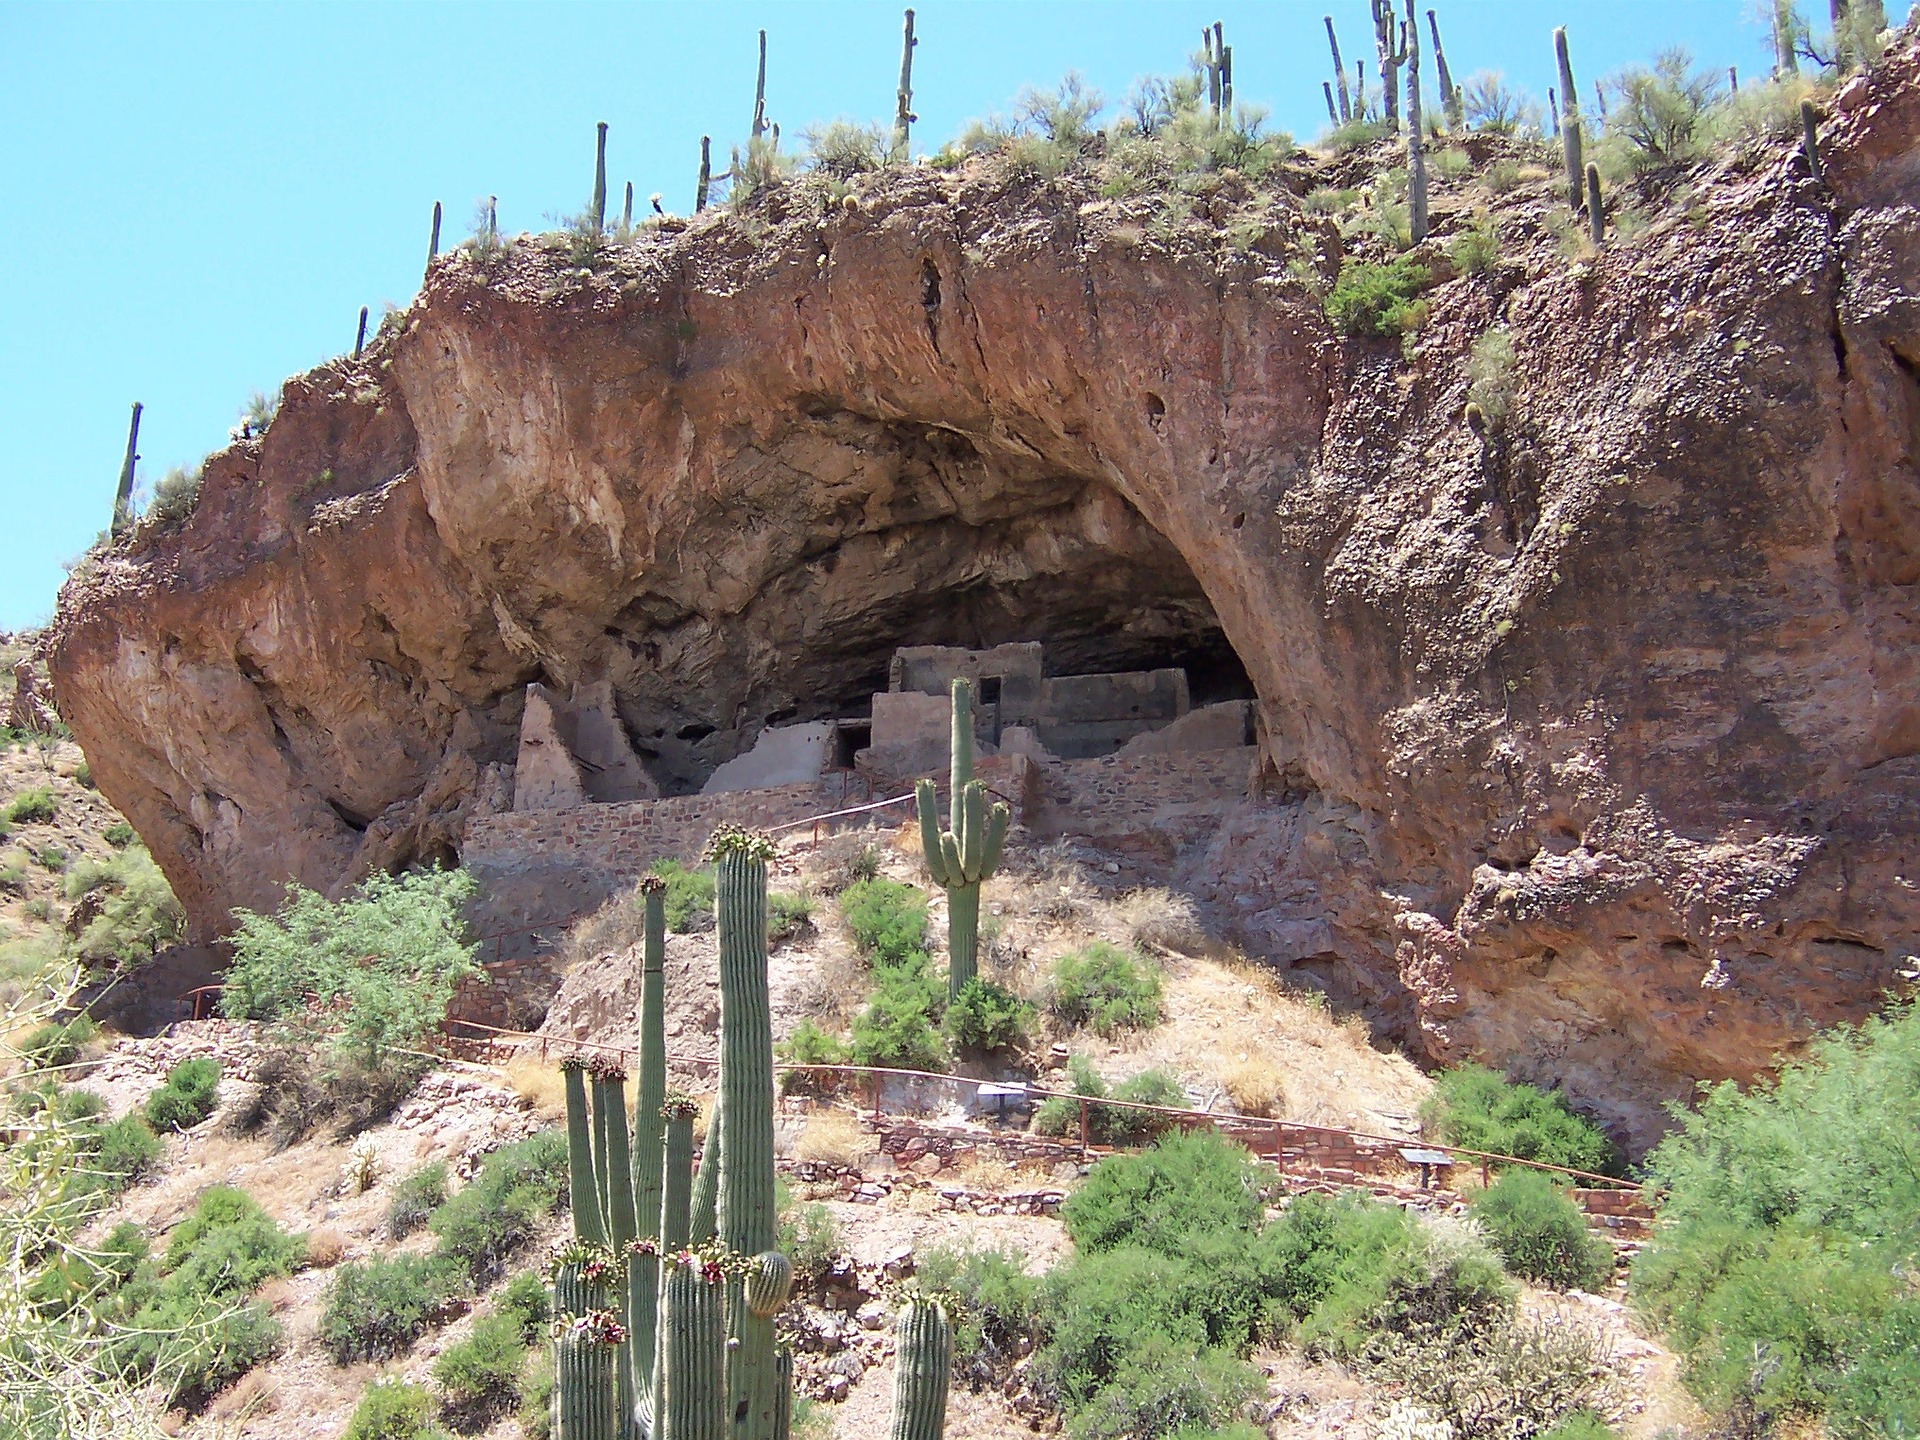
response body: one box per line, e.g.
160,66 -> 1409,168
48,41 -> 1920,1148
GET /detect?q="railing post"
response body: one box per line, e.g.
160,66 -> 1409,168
872,1071 -> 882,1121
1078,1096 -> 1090,1157
1481,1159 -> 1490,1187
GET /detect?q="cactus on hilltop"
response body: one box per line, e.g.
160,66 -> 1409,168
1554,28 -> 1583,209
110,401 -> 142,539
428,200 -> 442,272
892,9 -> 918,161
917,679 -> 1012,1000
591,121 -> 609,234
1326,16 -> 1353,123
1405,0 -> 1428,242
1372,0 -> 1407,132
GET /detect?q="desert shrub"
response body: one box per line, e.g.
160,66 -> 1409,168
48,1085 -> 108,1121
388,1160 -> 449,1238
435,1311 -> 526,1430
1467,326 -> 1518,424
22,1014 -> 97,1070
1067,1337 -> 1261,1440
792,1111 -> 871,1168
1324,116 -> 1393,151
1707,74 -> 1814,148
68,844 -> 185,967
849,952 -> 948,1071
134,1295 -> 284,1410
778,1017 -> 850,1093
162,1187 -> 306,1295
778,1200 -> 844,1281
78,1113 -> 163,1196
498,1268 -> 551,1341
1368,1311 -> 1622,1438
1325,257 -> 1433,338
32,845 -> 65,871
144,464 -> 204,529
1221,1057 -> 1286,1117
345,1377 -> 451,1440
767,890 -> 815,946
942,976 -> 1034,1053
804,119 -> 888,176
1603,48 -> 1720,173
221,867 -> 479,1069
1105,1070 -> 1187,1140
1634,996 -> 1920,1434
838,876 -> 928,965
647,858 -> 715,932
1449,220 -> 1502,277
915,1246 -> 1045,1380
810,837 -> 880,893
430,1130 -> 568,1283
320,1253 -> 462,1363
1037,1055 -> 1177,1144
519,1345 -> 555,1440
1065,1131 -> 1266,1255
103,819 -> 135,847
144,1056 -> 220,1132
1421,1064 -> 1617,1175
1047,943 -> 1162,1035
6,787 -> 56,823
0,861 -> 25,893
1541,1411 -> 1616,1440
1470,1170 -> 1612,1290
1462,71 -> 1542,135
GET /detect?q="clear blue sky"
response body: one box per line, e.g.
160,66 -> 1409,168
1,0 -> 1766,632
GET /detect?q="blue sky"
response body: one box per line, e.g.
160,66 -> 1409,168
0,0 -> 1766,632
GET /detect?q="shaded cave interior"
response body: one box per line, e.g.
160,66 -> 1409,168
505,420 -> 1260,799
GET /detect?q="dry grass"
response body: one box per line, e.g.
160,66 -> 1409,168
502,1056 -> 567,1118
944,1150 -> 1021,1192
1220,1057 -> 1288,1117
305,1226 -> 345,1268
793,1110 -> 874,1167
557,880 -> 651,972
1109,886 -> 1209,956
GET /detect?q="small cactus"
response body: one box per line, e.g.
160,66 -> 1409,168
888,1295 -> 952,1440
744,1251 -> 792,1318
555,1310 -> 627,1440
1801,100 -> 1825,185
917,679 -> 1011,999
1586,163 -> 1604,245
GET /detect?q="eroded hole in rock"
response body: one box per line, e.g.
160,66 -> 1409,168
549,414 -> 1261,795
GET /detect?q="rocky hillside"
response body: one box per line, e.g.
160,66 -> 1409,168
45,38 -> 1920,1144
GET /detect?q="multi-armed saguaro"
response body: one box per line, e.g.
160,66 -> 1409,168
553,826 -> 951,1437
917,678 -> 1012,1001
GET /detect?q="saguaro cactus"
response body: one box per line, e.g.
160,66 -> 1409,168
110,401 -> 142,538
354,306 -> 369,358
1586,163 -> 1605,245
1426,10 -> 1461,130
751,30 -> 769,140
888,1296 -> 952,1440
1405,0 -> 1428,243
659,1253 -> 727,1440
1801,100 -> 1825,185
556,1310 -> 627,1440
892,9 -> 917,161
1554,28 -> 1583,209
1326,16 -> 1352,122
428,200 -> 442,271
591,121 -> 609,234
1200,22 -> 1232,117
917,679 -> 1012,999
696,137 -> 713,211
629,878 -> 669,1395
1372,0 -> 1407,131
623,181 -> 634,231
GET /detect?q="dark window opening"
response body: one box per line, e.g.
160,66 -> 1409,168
832,722 -> 871,770
978,676 -> 1002,706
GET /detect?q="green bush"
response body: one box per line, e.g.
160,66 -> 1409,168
1064,1131 -> 1266,1255
518,1344 -> 555,1440
1421,1064 -> 1617,1175
768,890 -> 815,946
1541,1412 -> 1617,1440
430,1130 -> 567,1283
779,1017 -> 850,1092
162,1187 -> 306,1297
1603,48 -> 1719,173
103,819 -> 136,848
647,858 -> 715,932
32,844 -> 66,871
320,1254 -> 462,1363
145,1056 -> 220,1132
388,1160 -> 448,1239
849,952 -> 948,1071
22,1014 -> 97,1070
221,868 -> 480,1069
1066,1337 -> 1261,1440
838,877 -> 928,966
915,1246 -> 1044,1377
6,787 -> 57,823
79,1113 -> 163,1196
778,1200 -> 844,1282
1470,1170 -> 1612,1291
435,1311 -> 527,1430
345,1377 -> 451,1440
1634,996 -> 1920,1434
67,843 -> 185,966
942,977 -> 1034,1053
1047,943 -> 1162,1035
135,1295 -> 284,1410
1325,256 -> 1433,338
497,1268 -> 551,1342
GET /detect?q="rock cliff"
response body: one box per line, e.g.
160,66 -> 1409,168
48,41 -> 1920,1146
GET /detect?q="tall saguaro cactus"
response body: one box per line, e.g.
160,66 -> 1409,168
917,679 -> 1012,1000
629,878 -> 669,1398
751,30 -> 769,140
696,137 -> 713,211
888,1296 -> 952,1440
1325,16 -> 1352,122
1554,28 -> 1583,210
708,825 -> 782,1440
1426,10 -> 1461,129
1404,0 -> 1428,243
110,401 -> 142,538
658,1254 -> 726,1440
1372,0 -> 1407,132
428,200 -> 442,272
591,121 -> 609,234
891,9 -> 917,162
